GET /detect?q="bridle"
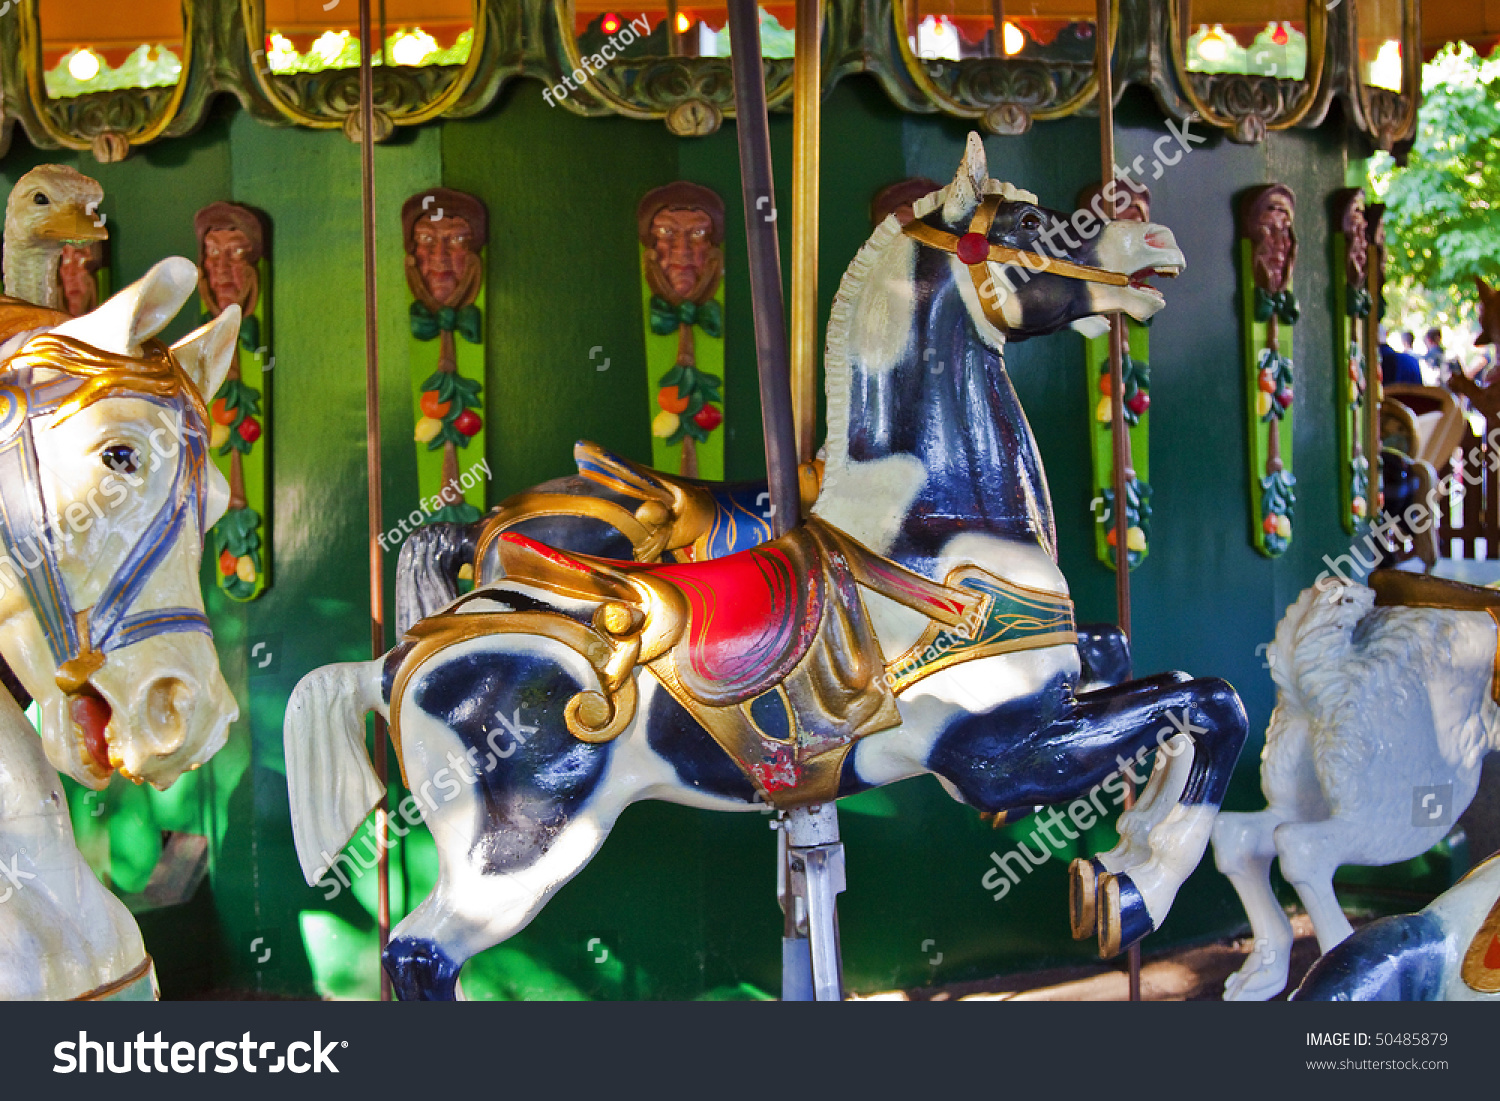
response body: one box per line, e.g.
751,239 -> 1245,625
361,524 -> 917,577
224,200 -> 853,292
0,333 -> 211,695
902,193 -> 1129,333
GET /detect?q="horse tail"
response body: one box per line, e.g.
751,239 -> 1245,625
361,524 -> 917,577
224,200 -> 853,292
395,521 -> 481,634
284,660 -> 387,886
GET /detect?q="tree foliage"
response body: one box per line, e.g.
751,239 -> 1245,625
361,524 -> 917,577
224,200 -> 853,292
1371,43 -> 1500,328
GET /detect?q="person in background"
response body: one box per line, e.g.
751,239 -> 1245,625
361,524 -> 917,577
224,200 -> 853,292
1399,330 -> 1417,354
1421,326 -> 1446,384
1379,324 -> 1423,385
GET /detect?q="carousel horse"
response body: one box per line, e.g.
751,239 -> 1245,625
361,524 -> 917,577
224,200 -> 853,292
1213,572 -> 1500,1001
0,259 -> 239,1000
286,135 -> 1248,1000
1292,850 -> 1500,1000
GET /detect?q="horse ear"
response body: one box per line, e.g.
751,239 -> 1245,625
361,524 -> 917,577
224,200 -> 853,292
171,305 -> 240,402
942,132 -> 990,224
52,257 -> 198,355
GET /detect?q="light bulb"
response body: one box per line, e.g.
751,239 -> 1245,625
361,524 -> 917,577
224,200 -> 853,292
68,49 -> 101,82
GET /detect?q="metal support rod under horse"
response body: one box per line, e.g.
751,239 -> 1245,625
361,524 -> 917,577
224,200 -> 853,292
725,0 -> 844,1001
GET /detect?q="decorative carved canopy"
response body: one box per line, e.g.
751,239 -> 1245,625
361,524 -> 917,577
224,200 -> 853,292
0,0 -> 1424,160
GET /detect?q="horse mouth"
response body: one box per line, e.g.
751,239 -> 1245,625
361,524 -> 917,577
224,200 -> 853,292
1128,265 -> 1181,289
70,684 -> 116,778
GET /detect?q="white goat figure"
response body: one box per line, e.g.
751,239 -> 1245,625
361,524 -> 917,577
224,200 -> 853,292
1212,576 -> 1500,1000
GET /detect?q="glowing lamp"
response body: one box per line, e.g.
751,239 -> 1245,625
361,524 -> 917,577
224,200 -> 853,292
1001,21 -> 1024,55
675,12 -> 691,33
1197,26 -> 1228,63
391,29 -> 438,66
68,48 -> 101,82
601,13 -> 621,34
1270,22 -> 1289,46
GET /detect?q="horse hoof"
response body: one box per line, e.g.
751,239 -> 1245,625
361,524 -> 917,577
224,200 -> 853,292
1068,857 -> 1099,939
1096,872 -> 1154,959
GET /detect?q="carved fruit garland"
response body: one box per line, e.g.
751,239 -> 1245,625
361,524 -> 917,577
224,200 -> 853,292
1086,319 -> 1152,570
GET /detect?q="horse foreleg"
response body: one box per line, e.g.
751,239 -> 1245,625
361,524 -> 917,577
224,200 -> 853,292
1273,819 -> 1362,953
1212,808 -> 1295,1000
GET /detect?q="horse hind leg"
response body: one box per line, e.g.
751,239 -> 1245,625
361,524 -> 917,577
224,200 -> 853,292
384,808 -> 614,1001
1212,808 -> 1295,1000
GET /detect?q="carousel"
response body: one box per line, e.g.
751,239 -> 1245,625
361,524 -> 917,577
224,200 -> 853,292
0,0 -> 1496,1008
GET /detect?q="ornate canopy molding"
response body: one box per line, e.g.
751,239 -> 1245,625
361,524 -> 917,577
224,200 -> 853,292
0,0 -> 1419,160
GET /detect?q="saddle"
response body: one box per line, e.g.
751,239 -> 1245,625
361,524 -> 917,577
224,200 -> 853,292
393,517 -> 1076,808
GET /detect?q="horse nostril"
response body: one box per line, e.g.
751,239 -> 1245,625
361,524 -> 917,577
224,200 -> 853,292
1144,228 -> 1173,250
144,676 -> 193,755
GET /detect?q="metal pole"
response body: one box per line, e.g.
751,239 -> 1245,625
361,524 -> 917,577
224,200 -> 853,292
356,0 -> 391,1002
1094,0 -> 1140,1003
790,0 -> 821,464
727,0 -> 800,536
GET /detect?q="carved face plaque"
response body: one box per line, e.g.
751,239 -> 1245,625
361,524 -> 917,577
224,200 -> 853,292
1246,187 -> 1297,293
58,243 -> 98,317
203,227 -> 255,315
650,208 -> 714,299
412,215 -> 475,305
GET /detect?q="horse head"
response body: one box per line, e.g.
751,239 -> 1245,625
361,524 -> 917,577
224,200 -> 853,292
0,258 -> 239,789
912,132 -> 1185,341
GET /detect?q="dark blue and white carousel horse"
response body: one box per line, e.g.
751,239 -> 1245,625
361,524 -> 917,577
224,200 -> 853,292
1293,851 -> 1500,1000
285,135 -> 1248,1000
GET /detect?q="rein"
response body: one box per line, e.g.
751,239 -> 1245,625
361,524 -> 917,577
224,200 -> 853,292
0,333 -> 211,695
902,193 -> 1129,333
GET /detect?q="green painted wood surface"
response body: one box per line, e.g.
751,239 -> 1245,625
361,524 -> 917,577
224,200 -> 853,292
0,82 -> 1431,1000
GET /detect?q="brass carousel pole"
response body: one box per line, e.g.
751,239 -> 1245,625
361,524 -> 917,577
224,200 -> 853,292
791,0 -> 821,464
1094,0 -> 1141,1002
356,0 -> 392,1001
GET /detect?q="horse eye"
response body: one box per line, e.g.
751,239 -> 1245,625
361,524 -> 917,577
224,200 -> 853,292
1019,211 -> 1042,234
101,445 -> 140,475
32,192 -> 49,206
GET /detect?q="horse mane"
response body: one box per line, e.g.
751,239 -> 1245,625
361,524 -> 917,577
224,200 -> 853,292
1272,581 -> 1500,795
818,172 -> 1035,514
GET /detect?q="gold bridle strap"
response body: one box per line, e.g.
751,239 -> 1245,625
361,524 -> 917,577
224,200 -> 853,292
903,194 -> 1130,332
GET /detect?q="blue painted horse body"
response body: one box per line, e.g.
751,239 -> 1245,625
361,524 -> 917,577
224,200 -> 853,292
285,136 -> 1247,999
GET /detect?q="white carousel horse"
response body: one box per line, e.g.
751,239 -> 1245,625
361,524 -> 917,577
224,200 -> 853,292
1213,573 -> 1500,1000
1293,850 -> 1500,1000
0,259 -> 239,1000
287,135 -> 1248,1000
